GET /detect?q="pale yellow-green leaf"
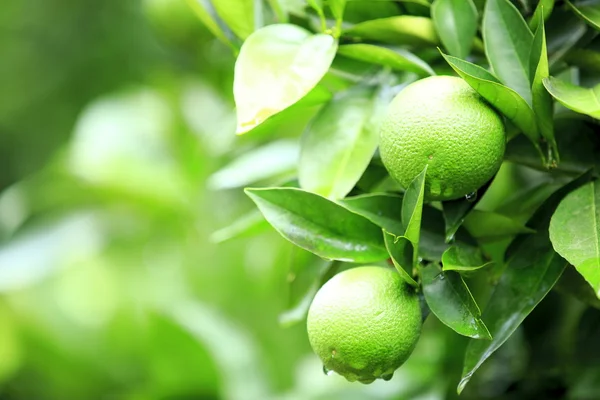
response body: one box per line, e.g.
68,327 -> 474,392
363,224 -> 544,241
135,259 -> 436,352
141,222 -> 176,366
233,24 -> 337,134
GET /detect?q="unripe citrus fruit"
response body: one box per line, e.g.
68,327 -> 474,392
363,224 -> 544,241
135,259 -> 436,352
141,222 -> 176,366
307,266 -> 422,384
379,76 -> 506,201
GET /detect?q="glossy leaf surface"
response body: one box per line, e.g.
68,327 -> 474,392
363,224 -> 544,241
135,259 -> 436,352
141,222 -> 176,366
245,187 -> 388,262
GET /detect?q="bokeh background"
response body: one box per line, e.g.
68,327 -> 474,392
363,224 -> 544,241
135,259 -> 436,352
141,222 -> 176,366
0,1 -> 568,399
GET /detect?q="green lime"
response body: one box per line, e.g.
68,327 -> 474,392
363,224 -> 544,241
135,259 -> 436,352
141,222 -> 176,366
307,266 -> 422,384
379,76 -> 505,201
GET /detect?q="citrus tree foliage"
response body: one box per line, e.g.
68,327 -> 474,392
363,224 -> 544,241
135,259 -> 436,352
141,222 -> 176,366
197,0 -> 600,396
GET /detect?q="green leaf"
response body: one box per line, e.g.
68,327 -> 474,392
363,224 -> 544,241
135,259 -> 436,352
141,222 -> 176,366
420,263 -> 492,339
529,11 -> 558,165
463,210 -> 536,241
299,85 -> 380,199
298,81 -> 394,199
339,193 -> 404,235
343,16 -> 440,46
210,211 -> 269,243
238,84 -> 331,138
337,44 -> 435,76
431,0 -> 478,59
457,172 -> 590,393
441,179 -> 492,242
566,0 -> 600,30
234,24 -> 337,134
546,9 -> 588,66
186,0 -> 238,48
555,266 -> 600,309
354,163 -> 390,192
328,0 -> 347,25
441,246 -> 491,272
421,206 -> 480,261
308,0 -> 324,14
483,0 -> 534,105
504,121 -> 598,175
308,0 -> 326,31
549,181 -> 600,297
442,54 -> 540,147
458,231 -> 567,392
442,198 -> 475,242
208,140 -> 298,190
212,0 -> 255,39
245,187 -> 388,262
542,77 -> 600,119
529,0 -> 555,31
443,53 -> 501,83
384,231 -> 418,287
402,166 -> 428,261
398,0 -> 432,6
565,48 -> 600,73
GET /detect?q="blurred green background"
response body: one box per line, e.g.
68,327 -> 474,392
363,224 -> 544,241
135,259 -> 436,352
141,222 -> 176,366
0,1 -> 551,399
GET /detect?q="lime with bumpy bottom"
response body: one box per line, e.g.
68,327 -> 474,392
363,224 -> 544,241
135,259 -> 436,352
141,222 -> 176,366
379,75 -> 506,201
306,266 -> 422,384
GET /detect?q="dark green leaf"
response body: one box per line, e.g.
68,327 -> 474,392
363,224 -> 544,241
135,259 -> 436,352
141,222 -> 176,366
549,181 -> 600,297
354,163 -> 390,192
442,54 -> 540,147
245,187 -> 388,262
343,16 -> 440,46
442,179 -> 492,242
337,44 -> 435,76
495,174 -> 574,223
483,0 -> 534,105
420,263 -> 492,339
546,8 -> 588,66
213,0 -> 255,39
504,120 -> 598,175
421,206 -> 480,261
555,266 -> 600,309
234,24 -> 337,134
299,85 -> 380,199
529,12 -> 558,165
384,231 -> 418,287
431,0 -> 478,59
442,198 -> 475,243
565,48 -> 600,72
566,0 -> 600,30
543,76 -> 600,119
458,231 -> 566,393
457,172 -> 592,393
339,193 -> 404,235
529,0 -> 555,31
402,166 -> 427,255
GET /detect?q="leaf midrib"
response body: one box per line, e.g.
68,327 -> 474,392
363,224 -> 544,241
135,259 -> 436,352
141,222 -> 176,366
254,189 -> 384,247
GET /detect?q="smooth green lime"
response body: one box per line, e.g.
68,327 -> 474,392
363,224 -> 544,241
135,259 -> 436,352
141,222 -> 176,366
306,266 -> 422,384
379,76 -> 506,201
